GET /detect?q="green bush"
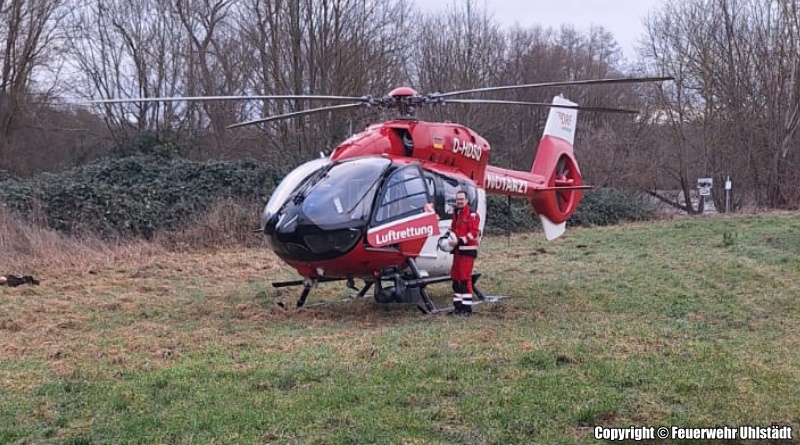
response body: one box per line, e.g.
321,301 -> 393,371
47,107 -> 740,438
485,195 -> 540,235
0,156 -> 285,239
569,188 -> 654,226
109,130 -> 197,159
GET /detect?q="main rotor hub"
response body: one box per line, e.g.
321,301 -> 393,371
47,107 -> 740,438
384,87 -> 423,119
387,87 -> 419,98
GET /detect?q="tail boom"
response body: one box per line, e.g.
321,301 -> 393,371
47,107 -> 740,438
483,166 -> 546,198
483,166 -> 590,198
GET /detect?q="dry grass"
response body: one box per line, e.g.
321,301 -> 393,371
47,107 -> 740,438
153,197 -> 265,251
0,205 -> 164,275
0,205 -> 366,393
0,244 -> 284,387
0,197 -> 267,275
0,204 -> 272,392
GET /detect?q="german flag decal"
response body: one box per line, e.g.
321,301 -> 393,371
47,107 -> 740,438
432,135 -> 444,149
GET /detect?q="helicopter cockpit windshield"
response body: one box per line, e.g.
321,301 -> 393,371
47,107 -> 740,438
296,157 -> 391,228
263,157 -> 331,218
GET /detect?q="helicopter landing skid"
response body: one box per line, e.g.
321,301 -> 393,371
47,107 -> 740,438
375,259 -> 496,314
414,276 -> 507,314
294,283 -> 376,309
273,277 -> 374,309
272,277 -> 321,308
272,262 -> 500,314
426,295 -> 511,315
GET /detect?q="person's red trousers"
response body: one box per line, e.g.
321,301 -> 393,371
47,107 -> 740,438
451,253 -> 475,293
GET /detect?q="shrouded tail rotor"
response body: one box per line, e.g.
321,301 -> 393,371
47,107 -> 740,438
532,152 -> 584,223
529,96 -> 585,240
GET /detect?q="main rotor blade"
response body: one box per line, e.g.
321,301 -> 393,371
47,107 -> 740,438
85,94 -> 366,105
446,99 -> 639,114
438,76 -> 674,98
228,103 -> 364,129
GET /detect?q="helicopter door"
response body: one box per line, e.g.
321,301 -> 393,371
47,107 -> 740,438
366,164 -> 439,252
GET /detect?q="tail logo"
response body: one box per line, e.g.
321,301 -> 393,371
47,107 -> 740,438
556,111 -> 574,128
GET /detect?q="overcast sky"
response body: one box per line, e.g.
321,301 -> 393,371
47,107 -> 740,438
415,0 -> 666,61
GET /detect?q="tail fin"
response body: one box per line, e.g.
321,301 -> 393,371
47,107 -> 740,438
530,96 -> 584,240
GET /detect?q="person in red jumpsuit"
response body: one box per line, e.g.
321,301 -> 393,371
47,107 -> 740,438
448,190 -> 480,315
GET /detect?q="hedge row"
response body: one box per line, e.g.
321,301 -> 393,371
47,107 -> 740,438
0,156 -> 284,239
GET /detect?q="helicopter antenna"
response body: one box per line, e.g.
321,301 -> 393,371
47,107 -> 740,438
507,195 -> 511,248
436,76 -> 674,98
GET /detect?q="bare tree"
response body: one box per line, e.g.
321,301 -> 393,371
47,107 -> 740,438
756,0 -> 800,207
236,0 -> 414,163
173,0 -> 250,157
0,0 -> 67,168
64,0 -> 191,143
641,0 -> 800,211
414,0 -> 506,129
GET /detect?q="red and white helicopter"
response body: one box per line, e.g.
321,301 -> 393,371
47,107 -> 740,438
95,76 -> 671,313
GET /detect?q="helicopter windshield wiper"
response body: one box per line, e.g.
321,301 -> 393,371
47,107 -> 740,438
291,165 -> 332,205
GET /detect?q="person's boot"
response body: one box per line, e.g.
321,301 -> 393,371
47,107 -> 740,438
450,300 -> 464,315
458,294 -> 474,316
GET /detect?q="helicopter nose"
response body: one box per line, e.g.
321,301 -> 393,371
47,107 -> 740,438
262,209 -> 300,237
261,211 -> 277,234
261,207 -> 364,263
274,213 -> 299,234
262,210 -> 298,251
262,210 -> 303,258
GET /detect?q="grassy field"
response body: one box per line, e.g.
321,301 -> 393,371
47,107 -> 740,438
1,213 -> 799,444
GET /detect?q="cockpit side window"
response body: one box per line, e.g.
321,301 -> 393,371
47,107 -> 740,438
429,172 -> 477,219
463,183 -> 478,209
441,176 -> 460,216
373,165 -> 431,225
